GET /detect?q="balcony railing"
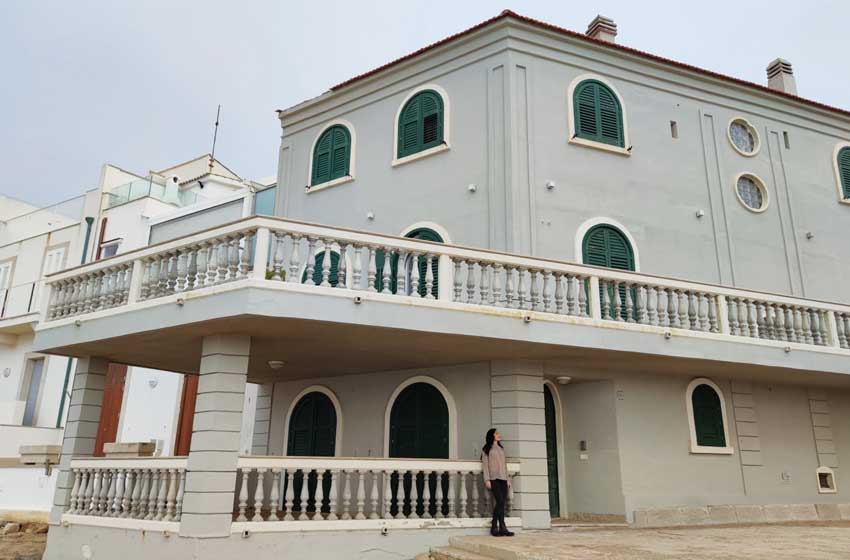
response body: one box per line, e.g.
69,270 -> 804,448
40,216 -> 850,353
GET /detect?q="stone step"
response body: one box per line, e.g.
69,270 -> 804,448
448,536 -> 524,560
431,546 -> 497,560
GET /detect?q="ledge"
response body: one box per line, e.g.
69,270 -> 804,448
392,143 -> 450,167
568,136 -> 631,156
305,175 -> 354,194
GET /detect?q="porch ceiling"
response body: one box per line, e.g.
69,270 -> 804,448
32,286 -> 850,387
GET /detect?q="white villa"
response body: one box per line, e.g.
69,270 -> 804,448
28,10 -> 850,560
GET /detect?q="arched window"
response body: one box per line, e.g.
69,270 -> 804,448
397,90 -> 444,158
573,80 -> 625,147
374,228 -> 443,297
582,224 -> 634,271
389,382 -> 449,459
838,147 -> 850,200
686,378 -> 733,454
302,250 -> 341,287
311,125 -> 351,186
287,391 -> 338,457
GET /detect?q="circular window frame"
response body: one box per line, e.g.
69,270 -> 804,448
727,117 -> 761,157
734,173 -> 770,213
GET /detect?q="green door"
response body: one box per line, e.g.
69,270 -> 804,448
582,224 -> 635,319
544,384 -> 561,518
287,392 -> 336,516
389,382 -> 449,518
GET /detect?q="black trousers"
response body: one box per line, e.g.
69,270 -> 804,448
490,479 -> 508,522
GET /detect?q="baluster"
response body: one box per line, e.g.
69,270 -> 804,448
647,286 -> 659,326
270,234 -> 284,281
793,307 -> 804,343
367,246 -> 377,292
658,287 -> 669,327
351,245 -> 363,290
505,267 -> 515,308
315,469 -> 327,520
481,263 -> 492,305
554,273 -> 565,314
96,469 -> 109,515
81,470 -> 94,515
143,470 -> 159,520
165,469 -> 178,521
368,469 -> 380,520
737,299 -> 750,337
122,265 -> 132,304
175,251 -> 188,292
422,472 -> 433,518
517,268 -> 528,310
540,270 -> 552,312
184,249 -> 198,291
296,470 -> 308,521
155,469 -> 169,521
383,470 -> 393,519
490,263 -> 505,306
304,238 -> 318,285
288,235 -> 302,283
754,301 -> 767,338
782,306 -> 794,342
379,247 -> 392,294
446,471 -> 456,518
337,243 -> 348,288
283,469 -> 295,521
601,281 -> 611,320
319,243 -> 332,287
111,468 -> 124,517
624,282 -> 635,323
269,469 -> 281,521
227,236 -> 240,280
610,280 -> 622,321
727,298 -> 739,336
843,314 -> 850,348
775,304 -> 787,341
126,469 -> 140,518
635,285 -> 648,324
251,468 -> 267,521
819,310 -> 829,346
354,470 -> 366,520
458,471 -> 469,518
175,470 -> 186,521
327,469 -> 339,521
435,471 -> 445,519
240,232 -> 253,278
697,293 -> 709,331
467,261 -> 478,303
104,469 -> 116,516
68,469 -> 81,513
405,252 -> 418,296
707,295 -> 719,333
137,470 -> 150,519
470,472 -> 480,518
801,309 -> 813,344
409,471 -> 420,519
212,242 -> 226,285
529,270 -> 541,311
340,470 -> 352,520
237,469 -> 250,521
578,276 -> 588,316
166,252 -> 179,293
425,254 -> 435,299
809,309 -> 821,345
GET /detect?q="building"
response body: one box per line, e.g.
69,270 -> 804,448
0,155 -> 272,520
34,10 -> 850,560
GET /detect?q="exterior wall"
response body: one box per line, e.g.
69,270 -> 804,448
268,363 -> 492,460
117,367 -> 184,455
98,197 -> 177,253
148,197 -> 245,244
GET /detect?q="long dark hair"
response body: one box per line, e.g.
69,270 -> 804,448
482,428 -> 504,455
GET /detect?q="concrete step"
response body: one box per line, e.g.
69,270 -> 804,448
448,536 -> 523,560
430,546 -> 497,560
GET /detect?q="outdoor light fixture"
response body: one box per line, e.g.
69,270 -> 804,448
556,376 -> 572,385
268,360 -> 286,370
467,183 -> 477,192
546,180 -> 556,190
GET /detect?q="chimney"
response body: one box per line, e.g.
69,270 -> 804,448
766,58 -> 797,95
586,15 -> 617,43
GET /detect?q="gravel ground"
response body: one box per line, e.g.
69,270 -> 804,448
454,522 -> 850,560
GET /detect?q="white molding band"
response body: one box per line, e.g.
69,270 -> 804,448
685,377 -> 734,455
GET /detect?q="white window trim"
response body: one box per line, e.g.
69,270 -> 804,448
685,378 -> 734,455
391,83 -> 451,166
832,141 -> 850,205
306,119 -> 357,190
566,73 -> 631,156
733,172 -> 770,214
383,375 -> 458,459
726,117 -> 762,157
816,466 -> 838,494
283,385 -> 344,457
574,217 -> 641,271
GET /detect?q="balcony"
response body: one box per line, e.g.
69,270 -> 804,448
33,216 -> 850,381
104,177 -> 206,210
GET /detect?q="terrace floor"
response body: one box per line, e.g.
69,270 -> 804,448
433,522 -> 850,560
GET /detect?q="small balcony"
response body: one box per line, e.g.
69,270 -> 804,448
33,215 -> 850,381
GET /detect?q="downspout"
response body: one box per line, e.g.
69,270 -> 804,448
55,216 -> 95,428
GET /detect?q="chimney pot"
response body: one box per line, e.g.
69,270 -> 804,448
587,15 -> 617,43
766,58 -> 797,96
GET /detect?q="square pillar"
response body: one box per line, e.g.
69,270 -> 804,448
48,356 -> 110,524
490,360 -> 551,529
179,335 -> 251,538
251,383 -> 274,455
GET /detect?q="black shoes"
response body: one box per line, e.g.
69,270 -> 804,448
490,518 -> 500,537
498,516 -> 514,537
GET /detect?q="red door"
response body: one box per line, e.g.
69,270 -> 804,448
173,374 -> 199,456
93,364 -> 127,457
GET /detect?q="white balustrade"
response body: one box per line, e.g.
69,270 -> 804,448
233,457 -> 519,524
66,458 -> 187,522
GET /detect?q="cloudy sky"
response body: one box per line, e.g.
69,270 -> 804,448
2,0 -> 849,206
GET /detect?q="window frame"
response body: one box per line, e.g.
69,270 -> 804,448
733,172 -> 770,213
685,378 -> 734,455
567,74 -> 630,156
833,142 -> 850,205
18,355 -> 47,427
392,84 -> 451,167
726,117 -> 761,157
817,466 -> 838,494
306,120 -> 356,193
283,385 -> 343,457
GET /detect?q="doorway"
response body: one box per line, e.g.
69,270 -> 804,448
544,383 -> 561,518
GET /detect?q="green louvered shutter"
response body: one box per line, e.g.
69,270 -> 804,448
373,229 -> 443,296
582,225 -> 635,319
389,383 -> 449,459
302,251 -> 340,286
287,392 -> 337,456
573,80 -> 624,147
692,384 -> 726,447
311,125 -> 350,185
839,147 -> 850,199
398,90 -> 444,158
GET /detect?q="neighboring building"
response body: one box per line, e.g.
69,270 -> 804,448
32,10 -> 850,560
0,155 -> 272,520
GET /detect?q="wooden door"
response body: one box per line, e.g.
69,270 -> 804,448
544,384 -> 561,518
173,374 -> 199,456
93,363 -> 127,457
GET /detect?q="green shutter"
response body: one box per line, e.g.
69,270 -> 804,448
692,384 -> 726,447
389,383 -> 449,459
397,90 -> 444,158
573,80 -> 624,148
311,125 -> 351,186
287,392 -> 337,457
373,228 -> 443,297
303,251 -> 340,286
839,147 -> 850,199
582,225 -> 635,319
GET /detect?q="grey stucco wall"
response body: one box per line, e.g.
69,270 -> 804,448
148,199 -> 243,245
268,363 -> 493,460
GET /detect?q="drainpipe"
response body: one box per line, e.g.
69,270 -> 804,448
55,216 -> 95,428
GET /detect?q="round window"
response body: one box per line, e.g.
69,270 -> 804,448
735,175 -> 768,212
728,119 -> 759,155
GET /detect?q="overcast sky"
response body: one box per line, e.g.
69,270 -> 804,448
2,0 -> 849,206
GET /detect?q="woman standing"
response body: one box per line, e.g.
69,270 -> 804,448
481,428 -> 514,537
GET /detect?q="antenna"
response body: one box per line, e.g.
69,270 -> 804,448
209,104 -> 221,172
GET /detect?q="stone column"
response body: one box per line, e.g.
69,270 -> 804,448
180,335 -> 251,538
251,383 -> 274,455
490,360 -> 550,529
48,356 -> 109,524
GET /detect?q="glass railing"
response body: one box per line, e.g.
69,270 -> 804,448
105,178 -> 208,209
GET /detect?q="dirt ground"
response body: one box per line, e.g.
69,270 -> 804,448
456,521 -> 850,560
0,524 -> 47,560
